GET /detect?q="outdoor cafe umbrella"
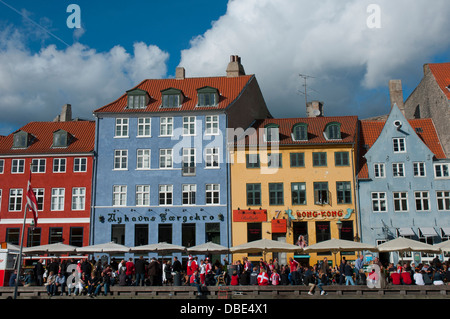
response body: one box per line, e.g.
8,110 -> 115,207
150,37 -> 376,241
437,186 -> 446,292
130,242 -> 186,255
186,242 -> 230,255
377,237 -> 441,254
434,240 -> 450,253
23,242 -> 78,255
76,241 -> 131,254
230,238 -> 302,259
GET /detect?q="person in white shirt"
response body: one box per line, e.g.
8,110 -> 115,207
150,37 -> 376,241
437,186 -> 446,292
414,270 -> 425,285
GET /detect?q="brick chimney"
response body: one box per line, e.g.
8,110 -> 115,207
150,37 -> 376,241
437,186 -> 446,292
306,101 -> 324,117
175,67 -> 185,80
54,104 -> 72,122
226,55 -> 245,77
389,80 -> 405,114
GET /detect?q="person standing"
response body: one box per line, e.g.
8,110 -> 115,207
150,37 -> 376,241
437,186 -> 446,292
34,259 -> 45,286
148,257 -> 160,286
257,268 -> 269,286
134,256 -> 146,286
125,258 -> 135,286
344,261 -> 356,285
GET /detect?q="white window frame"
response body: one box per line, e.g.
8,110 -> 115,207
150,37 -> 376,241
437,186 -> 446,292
205,147 -> 220,169
11,159 -> 25,174
434,164 -> 449,179
136,185 -> 150,206
159,149 -> 173,169
113,185 -> 127,207
74,158 -> 87,172
205,115 -> 219,135
34,188 -> 44,211
114,150 -> 128,170
182,116 -> 196,136
437,191 -> 450,211
31,159 -> 46,173
72,187 -> 86,211
393,138 -> 406,153
393,192 -> 409,212
182,148 -> 196,176
182,184 -> 196,205
414,191 -> 430,211
413,162 -> 426,177
9,189 -> 23,211
374,163 -> 385,178
115,118 -> 129,138
0,159 -> 4,174
392,163 -> 405,177
159,185 -> 173,206
136,149 -> 151,170
160,117 -> 173,137
372,192 -> 387,213
51,188 -> 65,211
137,117 -> 151,137
206,184 -> 220,205
53,158 -> 66,173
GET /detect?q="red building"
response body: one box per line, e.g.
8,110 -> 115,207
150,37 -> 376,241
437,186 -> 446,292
0,119 -> 95,248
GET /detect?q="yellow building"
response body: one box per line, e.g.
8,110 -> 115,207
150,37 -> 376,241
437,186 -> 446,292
229,116 -> 359,267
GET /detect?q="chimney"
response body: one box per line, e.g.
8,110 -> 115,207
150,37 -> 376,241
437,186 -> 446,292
226,55 -> 245,77
389,80 -> 405,114
54,104 -> 72,122
306,101 -> 324,117
175,67 -> 185,80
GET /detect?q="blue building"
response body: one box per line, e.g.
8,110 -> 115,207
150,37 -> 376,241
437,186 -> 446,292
91,56 -> 271,263
358,104 -> 450,265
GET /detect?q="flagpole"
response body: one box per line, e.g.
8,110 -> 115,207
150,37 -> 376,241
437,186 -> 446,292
13,202 -> 28,300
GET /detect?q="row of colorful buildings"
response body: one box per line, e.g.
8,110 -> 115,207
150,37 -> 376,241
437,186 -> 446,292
0,56 -> 449,267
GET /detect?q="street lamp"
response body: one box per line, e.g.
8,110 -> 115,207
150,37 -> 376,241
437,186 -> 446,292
336,218 -> 343,239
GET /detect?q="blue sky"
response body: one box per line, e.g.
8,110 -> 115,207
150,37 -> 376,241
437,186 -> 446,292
0,0 -> 449,135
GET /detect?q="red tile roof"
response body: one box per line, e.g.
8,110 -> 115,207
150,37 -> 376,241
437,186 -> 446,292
357,118 -> 446,179
235,116 -> 359,146
428,63 -> 450,100
94,75 -> 255,114
0,121 -> 95,155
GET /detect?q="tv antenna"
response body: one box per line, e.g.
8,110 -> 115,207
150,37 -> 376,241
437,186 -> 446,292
298,73 -> 318,108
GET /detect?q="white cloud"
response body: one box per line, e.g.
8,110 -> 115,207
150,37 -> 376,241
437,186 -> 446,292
0,27 -> 169,135
179,0 -> 450,118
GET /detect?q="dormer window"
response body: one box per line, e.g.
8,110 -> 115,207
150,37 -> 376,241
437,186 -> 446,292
53,130 -> 71,148
126,89 -> 148,109
161,88 -> 183,108
292,123 -> 308,141
197,86 -> 219,107
264,124 -> 279,142
324,122 -> 341,140
12,131 -> 32,149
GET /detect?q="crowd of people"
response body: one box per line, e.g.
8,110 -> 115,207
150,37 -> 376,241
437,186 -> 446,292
10,254 -> 450,297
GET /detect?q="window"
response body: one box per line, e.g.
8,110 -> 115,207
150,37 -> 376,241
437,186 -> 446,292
374,163 -> 385,178
53,158 -> 66,173
11,159 -> 25,174
372,192 -> 387,212
437,191 -> 450,211
113,185 -> 127,206
413,162 -> 426,177
268,153 -> 282,168
393,192 -> 408,212
137,118 -> 151,137
114,150 -> 128,170
335,152 -> 349,166
269,183 -> 284,205
336,182 -> 352,204
205,147 -> 219,168
197,87 -> 218,107
324,122 -> 341,140
160,117 -> 173,136
392,163 -> 405,177
182,184 -> 196,205
70,227 -> 84,247
290,153 -> 305,167
159,224 -> 173,244
314,182 -> 329,205
205,223 -> 220,244
12,131 -> 30,148
340,221 -> 354,241
136,185 -> 150,206
182,148 -> 196,176
206,184 -> 220,205
292,123 -> 308,141
72,187 -> 86,210
246,183 -> 261,206
137,149 -> 151,170
115,118 -> 129,137
313,152 -> 327,167
0,189 -> 2,211
127,91 -> 147,109
0,159 -> 4,173
247,223 -> 262,254
49,227 -> 63,244
316,221 -> 331,243
159,185 -> 173,206
74,158 -> 87,172
6,228 -> 21,245
393,138 -> 406,153
53,130 -> 70,148
135,224 -> 149,246
183,116 -> 196,136
291,182 -> 306,205
205,115 -> 219,135
246,154 -> 260,168
434,164 -> 449,178
27,228 -> 41,247
51,188 -> 65,211
111,225 -> 125,245
161,89 -> 183,108
159,149 -> 173,169
182,223 -> 196,248
415,191 -> 430,211
9,189 -> 23,211
31,159 -> 46,173
34,189 -> 44,211
264,124 -> 279,142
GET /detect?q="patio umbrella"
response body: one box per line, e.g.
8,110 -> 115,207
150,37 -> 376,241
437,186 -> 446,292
76,241 -> 131,254
377,237 -> 441,254
23,242 -> 78,255
186,242 -> 230,255
434,241 -> 450,253
230,238 -> 302,259
130,242 -> 186,255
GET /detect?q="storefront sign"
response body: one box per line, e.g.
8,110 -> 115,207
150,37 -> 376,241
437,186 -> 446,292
233,210 -> 267,222
271,219 -> 287,233
295,210 -> 346,220
103,212 -> 223,224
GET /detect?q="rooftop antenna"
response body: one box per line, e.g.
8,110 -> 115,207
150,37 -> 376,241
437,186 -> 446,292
298,73 -> 318,109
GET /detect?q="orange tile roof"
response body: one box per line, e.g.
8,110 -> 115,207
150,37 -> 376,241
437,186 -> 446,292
357,118 -> 446,179
428,63 -> 450,100
0,121 -> 95,155
94,75 -> 255,114
236,116 -> 358,146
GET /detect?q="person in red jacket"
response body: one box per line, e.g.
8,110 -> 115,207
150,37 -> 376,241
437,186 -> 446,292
257,268 -> 269,285
390,271 -> 401,285
270,269 -> 280,285
230,271 -> 239,286
125,258 -> 135,286
400,269 -> 412,285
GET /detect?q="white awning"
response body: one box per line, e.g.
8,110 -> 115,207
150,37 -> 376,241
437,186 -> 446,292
397,228 -> 415,237
419,227 -> 438,237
